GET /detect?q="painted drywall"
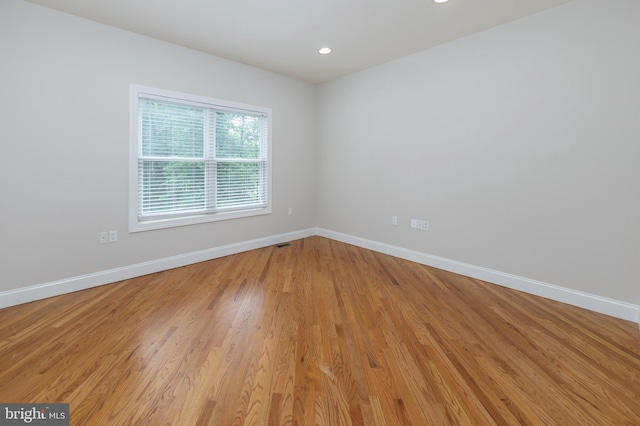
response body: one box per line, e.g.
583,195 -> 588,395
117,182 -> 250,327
1,0 -> 638,314
0,0 -> 317,292
316,0 -> 640,305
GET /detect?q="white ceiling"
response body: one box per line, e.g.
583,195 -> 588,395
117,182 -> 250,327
25,0 -> 575,84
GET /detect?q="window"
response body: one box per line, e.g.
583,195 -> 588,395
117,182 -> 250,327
130,85 -> 271,232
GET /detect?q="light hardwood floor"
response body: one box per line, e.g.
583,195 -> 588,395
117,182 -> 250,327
0,237 -> 638,425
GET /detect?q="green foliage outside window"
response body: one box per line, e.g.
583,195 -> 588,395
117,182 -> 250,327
139,100 -> 266,216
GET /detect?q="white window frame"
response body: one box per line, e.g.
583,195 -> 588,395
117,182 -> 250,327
129,85 -> 272,232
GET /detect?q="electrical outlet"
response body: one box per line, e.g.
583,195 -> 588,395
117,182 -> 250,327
109,230 -> 118,242
99,232 -> 108,244
411,219 -> 429,231
288,207 -> 293,216
392,216 -> 398,225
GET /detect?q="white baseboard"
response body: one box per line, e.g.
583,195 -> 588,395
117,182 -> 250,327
316,228 -> 640,323
2,227 -> 638,325
0,228 -> 316,310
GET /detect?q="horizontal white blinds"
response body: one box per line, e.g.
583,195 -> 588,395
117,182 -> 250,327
138,97 -> 268,221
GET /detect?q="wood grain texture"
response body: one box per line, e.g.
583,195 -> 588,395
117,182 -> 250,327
0,237 -> 638,425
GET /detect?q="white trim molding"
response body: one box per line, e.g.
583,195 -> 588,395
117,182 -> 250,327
0,228 -> 316,310
316,228 -> 640,323
1,227 -> 638,325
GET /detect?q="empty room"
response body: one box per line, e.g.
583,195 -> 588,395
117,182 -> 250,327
1,0 -> 639,424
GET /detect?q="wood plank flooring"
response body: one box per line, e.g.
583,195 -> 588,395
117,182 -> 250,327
0,236 -> 638,425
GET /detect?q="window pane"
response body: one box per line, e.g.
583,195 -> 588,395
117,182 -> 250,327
216,162 -> 265,207
215,112 -> 261,159
140,99 -> 204,158
140,160 -> 205,215
132,85 -> 271,230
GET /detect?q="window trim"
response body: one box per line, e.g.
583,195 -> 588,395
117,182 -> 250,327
129,84 -> 272,233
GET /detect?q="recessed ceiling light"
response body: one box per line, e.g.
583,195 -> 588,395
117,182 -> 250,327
434,0 -> 449,3
318,47 -> 332,55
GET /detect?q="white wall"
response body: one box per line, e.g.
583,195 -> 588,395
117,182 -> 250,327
316,0 -> 640,305
1,0 -> 638,316
0,0 -> 317,292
